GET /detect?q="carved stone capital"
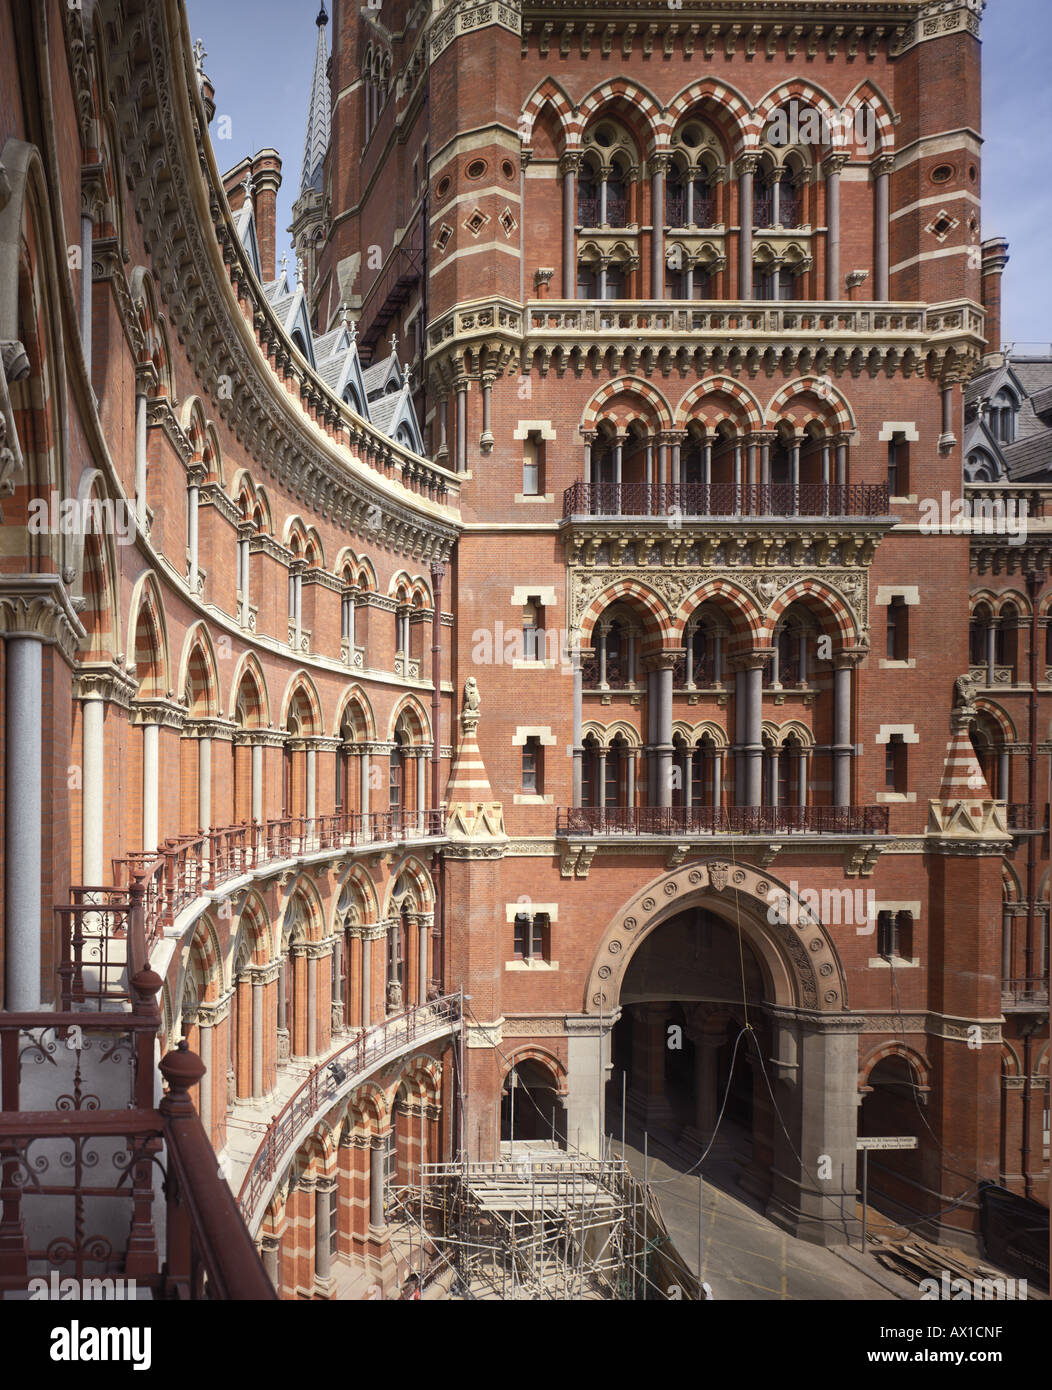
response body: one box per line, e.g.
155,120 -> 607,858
0,575 -> 86,665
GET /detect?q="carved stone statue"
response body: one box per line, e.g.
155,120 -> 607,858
954,672 -> 980,711
463,676 -> 481,713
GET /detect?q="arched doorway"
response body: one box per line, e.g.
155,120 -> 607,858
583,860 -> 860,1246
500,1059 -> 566,1148
608,906 -> 771,1184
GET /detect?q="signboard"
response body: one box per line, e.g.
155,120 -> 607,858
857,1136 -> 918,1151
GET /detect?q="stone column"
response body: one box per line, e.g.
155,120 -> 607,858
315,1180 -> 335,1287
198,733 -> 212,831
252,741 -> 264,823
734,658 -> 766,807
187,465 -> 204,592
251,970 -> 264,1098
737,154 -> 758,299
455,379 -> 468,473
348,930 -> 363,1028
359,746 -> 371,819
823,153 -> 848,300
649,154 -> 669,297
198,1010 -> 214,1140
419,916 -> 431,1002
480,373 -> 494,452
369,1136 -> 387,1229
416,753 -> 427,829
560,152 -> 581,298
142,721 -> 160,852
134,371 -> 149,529
873,154 -> 893,301
940,381 -> 957,448
306,744 -> 317,832
766,1010 -> 865,1247
655,656 -> 675,808
307,951 -> 318,1057
261,1236 -> 280,1290
361,931 -> 373,1027
436,395 -> 449,461
833,659 -> 855,806
78,682 -> 106,884
835,435 -> 849,489
572,645 -> 583,806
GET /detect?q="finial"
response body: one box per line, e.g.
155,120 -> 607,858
192,38 -> 207,76
242,172 -> 255,203
389,331 -> 399,361
348,318 -> 359,344
280,251 -> 288,281
405,363 -> 414,393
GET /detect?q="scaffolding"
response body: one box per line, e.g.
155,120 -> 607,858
388,1141 -> 700,1301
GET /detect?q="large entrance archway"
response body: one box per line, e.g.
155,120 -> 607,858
609,907 -> 775,1198
578,860 -> 863,1247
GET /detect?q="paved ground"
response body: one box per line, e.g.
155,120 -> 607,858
613,1128 -> 904,1302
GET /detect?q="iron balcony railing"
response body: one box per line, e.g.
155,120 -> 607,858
578,195 -> 630,228
1,884 -> 274,1300
564,480 -> 890,520
237,993 -> 461,1229
557,805 -> 891,836
1001,977 -> 1050,1008
111,810 -> 447,953
1006,803 -> 1049,831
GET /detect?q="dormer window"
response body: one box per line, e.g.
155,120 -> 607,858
989,388 -> 1018,444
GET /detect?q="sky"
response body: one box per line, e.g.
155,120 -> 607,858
185,0 -> 1052,345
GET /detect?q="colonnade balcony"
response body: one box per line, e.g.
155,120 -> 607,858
232,992 -> 461,1236
564,479 -> 889,521
557,805 -> 889,837
523,296 -> 982,344
108,810 -> 446,958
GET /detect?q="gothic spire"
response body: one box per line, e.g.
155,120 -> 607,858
299,4 -> 330,197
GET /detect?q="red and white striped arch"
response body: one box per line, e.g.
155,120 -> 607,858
844,80 -> 896,152
748,80 -> 845,149
675,376 -> 765,433
572,79 -> 664,153
577,578 -> 675,651
673,578 -> 765,646
762,578 -> 860,648
583,377 -> 674,433
665,80 -> 753,155
765,377 -> 855,433
519,79 -> 575,150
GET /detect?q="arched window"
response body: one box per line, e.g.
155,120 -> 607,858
970,603 -> 993,667
989,388 -> 1018,445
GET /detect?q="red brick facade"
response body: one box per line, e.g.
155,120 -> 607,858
0,0 -> 1046,1297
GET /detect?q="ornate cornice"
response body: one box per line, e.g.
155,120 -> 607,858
0,575 -> 86,665
130,697 -> 187,730
111,0 -> 461,565
73,662 -> 139,708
